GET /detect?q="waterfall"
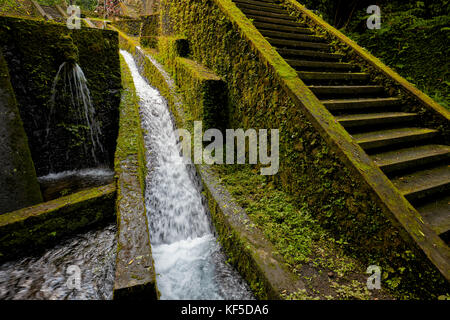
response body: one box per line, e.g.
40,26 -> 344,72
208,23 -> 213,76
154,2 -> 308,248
120,50 -> 253,300
48,62 -> 104,165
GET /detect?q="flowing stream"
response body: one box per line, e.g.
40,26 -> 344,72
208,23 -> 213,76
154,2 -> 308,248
120,50 -> 253,300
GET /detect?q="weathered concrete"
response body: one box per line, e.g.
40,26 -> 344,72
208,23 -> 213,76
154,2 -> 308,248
0,52 -> 42,215
0,183 -> 116,263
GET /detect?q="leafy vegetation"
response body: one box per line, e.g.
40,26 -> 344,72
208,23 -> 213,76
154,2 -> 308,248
299,0 -> 449,109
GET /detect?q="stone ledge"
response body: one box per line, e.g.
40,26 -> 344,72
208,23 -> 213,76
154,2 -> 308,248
0,183 -> 116,263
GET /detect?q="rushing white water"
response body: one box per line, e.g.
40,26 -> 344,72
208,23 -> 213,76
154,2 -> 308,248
120,50 -> 253,300
48,62 -> 104,164
0,224 -> 117,300
38,167 -> 114,183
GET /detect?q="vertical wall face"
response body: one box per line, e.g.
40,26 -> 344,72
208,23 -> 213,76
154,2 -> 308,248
0,16 -> 122,176
0,52 -> 43,214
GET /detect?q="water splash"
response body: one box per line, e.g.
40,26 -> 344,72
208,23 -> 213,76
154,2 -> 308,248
48,62 -> 104,165
120,50 -> 253,300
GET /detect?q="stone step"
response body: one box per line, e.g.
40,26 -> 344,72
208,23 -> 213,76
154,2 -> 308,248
372,144 -> 450,174
247,14 -> 308,28
234,0 -> 281,9
298,71 -> 370,82
418,195 -> 450,235
278,48 -> 344,61
392,165 -> 450,202
353,127 -> 439,150
234,2 -> 287,14
241,8 -> 297,21
260,29 -> 323,42
269,38 -> 330,50
309,85 -> 384,96
287,59 -> 354,71
41,5 -> 64,21
254,21 -> 312,33
321,97 -> 401,111
336,112 -> 417,128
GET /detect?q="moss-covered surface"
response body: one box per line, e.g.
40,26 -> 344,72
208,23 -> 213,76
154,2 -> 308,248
0,183 -> 116,263
113,54 -> 159,300
0,16 -> 121,175
174,57 -> 228,131
113,18 -> 142,37
200,165 -> 305,299
156,35 -> 190,73
0,50 -> 43,214
281,0 -> 449,136
214,164 -> 395,300
159,0 -> 449,298
0,0 -> 40,19
139,13 -> 160,48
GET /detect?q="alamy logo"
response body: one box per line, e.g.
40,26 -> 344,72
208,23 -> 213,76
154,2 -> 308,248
66,265 -> 82,290
176,121 -> 279,175
67,5 -> 81,30
366,265 -> 381,290
367,5 -> 381,30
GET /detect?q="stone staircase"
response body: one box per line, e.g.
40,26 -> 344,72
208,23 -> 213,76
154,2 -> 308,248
39,5 -> 65,22
232,0 -> 450,246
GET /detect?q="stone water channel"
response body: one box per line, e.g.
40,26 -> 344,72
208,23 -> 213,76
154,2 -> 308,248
0,50 -> 254,300
121,50 -> 253,300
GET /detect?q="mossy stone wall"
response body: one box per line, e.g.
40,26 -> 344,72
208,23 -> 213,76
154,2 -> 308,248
0,183 -> 116,263
113,18 -> 142,37
0,51 -> 43,214
157,35 -> 189,73
160,0 -> 449,298
140,13 -> 160,48
174,57 -> 228,131
0,16 -> 121,176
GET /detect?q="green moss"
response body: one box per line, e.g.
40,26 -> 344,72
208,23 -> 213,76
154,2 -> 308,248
113,18 -> 142,37
0,51 -> 43,214
115,54 -> 147,200
156,36 -> 190,73
0,183 -> 116,262
140,13 -> 160,48
174,57 -> 228,131
0,16 -> 121,175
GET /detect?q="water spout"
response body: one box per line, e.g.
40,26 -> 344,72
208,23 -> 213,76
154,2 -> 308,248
47,62 -> 104,166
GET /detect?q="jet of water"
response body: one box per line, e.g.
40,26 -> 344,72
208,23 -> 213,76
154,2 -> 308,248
47,62 -> 104,165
